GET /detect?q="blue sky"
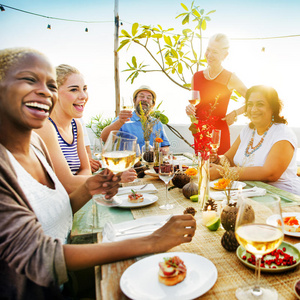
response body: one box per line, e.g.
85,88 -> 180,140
1,0 -> 300,126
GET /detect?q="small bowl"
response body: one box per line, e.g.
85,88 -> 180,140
294,279 -> 300,299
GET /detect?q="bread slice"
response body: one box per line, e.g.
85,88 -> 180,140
158,271 -> 186,286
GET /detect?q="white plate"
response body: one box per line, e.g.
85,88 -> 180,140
93,195 -> 123,207
210,180 -> 246,190
118,194 -> 158,208
120,252 -> 217,300
267,212 -> 300,237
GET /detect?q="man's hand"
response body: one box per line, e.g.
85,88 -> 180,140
118,110 -> 133,125
85,168 -> 121,199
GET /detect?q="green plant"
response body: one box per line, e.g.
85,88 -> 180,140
86,114 -> 113,138
118,1 -> 215,90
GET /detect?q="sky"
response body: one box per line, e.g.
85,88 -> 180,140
1,0 -> 300,126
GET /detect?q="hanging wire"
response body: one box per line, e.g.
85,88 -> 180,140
1,4 -> 299,40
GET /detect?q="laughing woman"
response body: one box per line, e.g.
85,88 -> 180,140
210,85 -> 300,195
0,48 -> 196,299
35,64 -> 136,193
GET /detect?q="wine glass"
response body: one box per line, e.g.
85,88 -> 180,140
158,152 -> 175,210
93,137 -> 103,161
211,129 -> 221,153
122,97 -> 134,111
189,90 -> 200,106
135,144 -> 142,164
95,131 -> 137,206
235,194 -> 284,299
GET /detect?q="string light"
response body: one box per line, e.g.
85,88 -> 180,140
47,24 -> 51,29
0,5 -> 5,11
85,28 -> 88,32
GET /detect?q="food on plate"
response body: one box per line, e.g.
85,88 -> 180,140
128,190 -> 144,203
278,216 -> 300,232
214,178 -> 231,190
158,256 -> 187,286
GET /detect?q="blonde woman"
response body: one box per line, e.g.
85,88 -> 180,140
35,64 -> 136,193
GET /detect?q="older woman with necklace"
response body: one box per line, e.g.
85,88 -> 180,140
186,33 -> 247,154
210,85 -> 300,195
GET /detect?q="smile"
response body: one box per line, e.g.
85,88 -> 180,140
25,102 -> 50,112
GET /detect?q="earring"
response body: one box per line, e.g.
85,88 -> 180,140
272,115 -> 274,122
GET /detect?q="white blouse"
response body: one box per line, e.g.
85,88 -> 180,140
233,123 -> 300,195
7,145 -> 73,244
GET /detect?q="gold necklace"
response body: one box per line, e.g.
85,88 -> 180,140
206,67 -> 224,80
244,122 -> 274,157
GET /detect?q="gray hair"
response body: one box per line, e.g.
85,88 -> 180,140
209,33 -> 230,51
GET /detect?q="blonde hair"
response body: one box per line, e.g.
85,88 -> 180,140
56,64 -> 81,88
209,33 -> 230,51
0,48 -> 45,82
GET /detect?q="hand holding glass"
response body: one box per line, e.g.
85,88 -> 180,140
189,90 -> 200,106
235,194 -> 284,299
158,152 -> 174,210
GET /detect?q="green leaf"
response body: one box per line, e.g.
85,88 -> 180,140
207,10 -> 216,15
201,19 -> 207,30
178,62 -> 183,74
132,56 -> 137,68
182,14 -> 189,25
152,34 -> 163,39
204,16 -> 211,21
193,9 -> 200,17
117,39 -> 130,51
121,29 -> 131,38
200,8 -> 204,15
132,23 -> 139,36
181,3 -> 189,11
159,114 -> 169,124
170,48 -> 178,59
158,24 -> 163,30
163,35 -> 172,46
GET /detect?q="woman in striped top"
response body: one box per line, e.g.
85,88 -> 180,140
35,64 -> 137,193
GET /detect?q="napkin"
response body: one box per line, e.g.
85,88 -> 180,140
210,186 -> 266,201
117,184 -> 157,195
102,215 -> 171,242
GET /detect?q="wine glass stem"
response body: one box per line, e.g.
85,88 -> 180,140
165,182 -> 169,206
253,256 -> 262,296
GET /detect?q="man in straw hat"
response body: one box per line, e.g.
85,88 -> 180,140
101,85 -> 170,151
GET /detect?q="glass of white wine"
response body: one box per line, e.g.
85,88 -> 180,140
94,130 -> 137,206
122,97 -> 134,111
189,90 -> 200,106
93,137 -> 103,161
235,194 -> 284,299
158,152 -> 175,210
211,129 -> 221,153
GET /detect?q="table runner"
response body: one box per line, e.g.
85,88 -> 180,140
120,177 -> 300,299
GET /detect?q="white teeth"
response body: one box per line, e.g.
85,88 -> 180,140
25,102 -> 50,111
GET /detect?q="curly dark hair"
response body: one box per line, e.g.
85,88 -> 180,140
245,85 -> 287,129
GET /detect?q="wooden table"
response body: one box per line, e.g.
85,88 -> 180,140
93,176 -> 300,300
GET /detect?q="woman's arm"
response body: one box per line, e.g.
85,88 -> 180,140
210,140 -> 294,182
63,214 -> 196,270
34,120 -> 90,194
74,119 -> 92,175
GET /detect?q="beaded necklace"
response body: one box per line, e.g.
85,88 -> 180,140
206,67 -> 224,80
244,122 -> 274,157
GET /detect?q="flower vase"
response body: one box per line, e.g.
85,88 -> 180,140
153,141 -> 160,167
142,140 -> 154,164
198,154 -> 210,211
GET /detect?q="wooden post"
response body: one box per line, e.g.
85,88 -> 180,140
114,0 -> 120,117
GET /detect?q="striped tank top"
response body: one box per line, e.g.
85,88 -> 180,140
49,117 -> 81,174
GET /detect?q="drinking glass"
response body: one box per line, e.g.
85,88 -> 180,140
122,97 -> 134,111
158,152 -> 175,210
189,90 -> 200,106
95,131 -> 137,205
135,144 -> 142,164
235,194 -> 284,299
211,129 -> 221,153
93,137 -> 103,161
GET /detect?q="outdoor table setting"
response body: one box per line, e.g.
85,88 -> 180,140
91,167 -> 300,300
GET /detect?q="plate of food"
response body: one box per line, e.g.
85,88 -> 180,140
93,195 -> 123,207
117,192 -> 158,208
120,252 -> 217,300
210,179 -> 246,190
267,212 -> 300,237
236,241 -> 300,273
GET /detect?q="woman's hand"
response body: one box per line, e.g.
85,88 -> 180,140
209,163 -> 223,181
85,168 -> 121,199
89,158 -> 102,173
223,110 -> 237,126
121,168 -> 137,183
150,215 -> 196,253
185,104 -> 196,117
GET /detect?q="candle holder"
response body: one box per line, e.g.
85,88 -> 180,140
202,199 -> 219,226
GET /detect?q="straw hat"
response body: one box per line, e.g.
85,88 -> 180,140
133,85 -> 156,104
